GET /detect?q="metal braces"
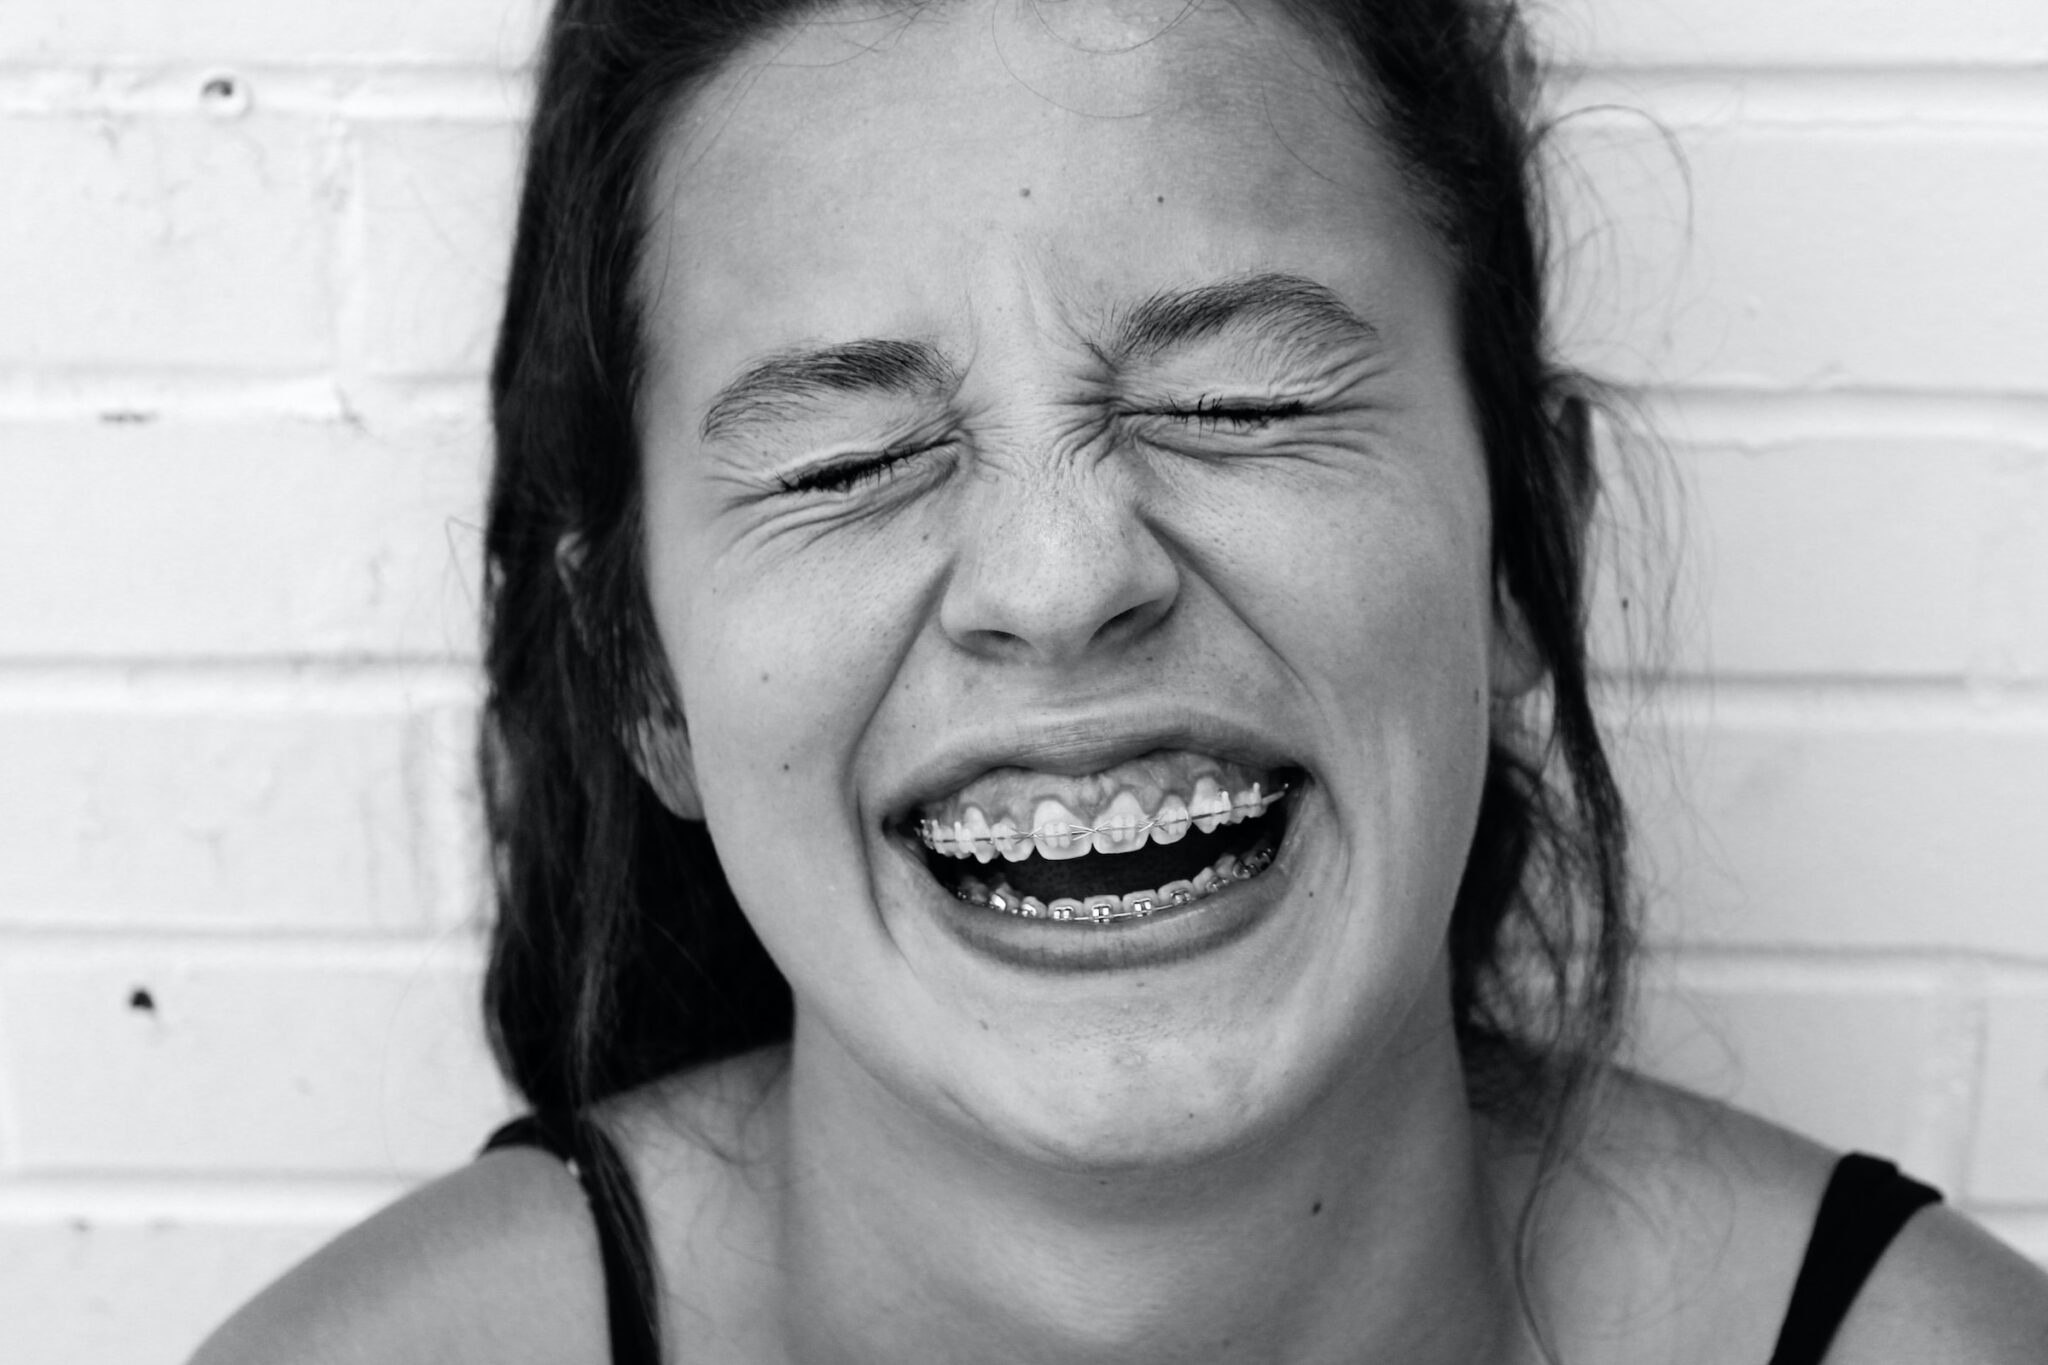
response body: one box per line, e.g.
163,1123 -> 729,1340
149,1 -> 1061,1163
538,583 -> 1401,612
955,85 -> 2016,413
954,843 -> 1276,924
919,784 -> 1291,848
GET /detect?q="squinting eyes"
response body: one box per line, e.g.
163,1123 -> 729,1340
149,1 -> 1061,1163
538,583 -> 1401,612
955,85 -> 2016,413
770,398 -> 1310,497
775,445 -> 935,496
1169,396 -> 1308,434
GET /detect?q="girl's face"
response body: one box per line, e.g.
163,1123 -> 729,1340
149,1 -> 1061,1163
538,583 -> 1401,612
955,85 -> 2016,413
636,0 -> 1531,1165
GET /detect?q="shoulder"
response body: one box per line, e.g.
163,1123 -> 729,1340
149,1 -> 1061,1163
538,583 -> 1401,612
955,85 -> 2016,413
187,1137 -> 605,1365
1523,1073 -> 1840,1364
1825,1201 -> 2048,1364
1532,1074 -> 2048,1365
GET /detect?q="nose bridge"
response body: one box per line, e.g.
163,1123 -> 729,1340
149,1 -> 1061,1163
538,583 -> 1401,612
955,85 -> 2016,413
940,447 -> 1178,665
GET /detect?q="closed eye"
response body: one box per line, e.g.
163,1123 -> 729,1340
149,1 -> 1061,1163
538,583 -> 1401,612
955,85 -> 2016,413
775,445 -> 931,496
1160,396 -> 1308,434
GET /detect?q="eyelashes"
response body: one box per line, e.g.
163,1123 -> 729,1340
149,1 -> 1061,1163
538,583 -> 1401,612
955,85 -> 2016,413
775,445 -> 932,496
1169,395 -> 1307,434
771,397 -> 1306,496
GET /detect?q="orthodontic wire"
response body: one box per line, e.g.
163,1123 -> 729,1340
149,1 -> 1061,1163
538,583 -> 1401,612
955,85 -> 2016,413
954,839 -> 1279,920
917,784 -> 1291,846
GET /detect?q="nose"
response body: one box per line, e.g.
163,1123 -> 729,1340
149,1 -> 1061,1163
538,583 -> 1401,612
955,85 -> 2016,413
938,465 -> 1180,667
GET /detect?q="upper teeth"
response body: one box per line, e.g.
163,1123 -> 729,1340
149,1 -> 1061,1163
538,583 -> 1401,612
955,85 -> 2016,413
919,781 -> 1285,861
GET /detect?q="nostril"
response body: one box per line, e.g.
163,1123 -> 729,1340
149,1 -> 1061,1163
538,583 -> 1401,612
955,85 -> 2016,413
1105,603 -> 1147,632
1093,590 -> 1174,647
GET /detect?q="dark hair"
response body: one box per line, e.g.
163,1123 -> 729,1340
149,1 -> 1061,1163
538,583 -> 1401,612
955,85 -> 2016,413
481,0 -> 1632,1329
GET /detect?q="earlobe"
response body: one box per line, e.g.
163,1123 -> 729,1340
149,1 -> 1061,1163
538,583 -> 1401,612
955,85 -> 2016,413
558,531 -> 703,820
1487,390 -> 1592,700
631,715 -> 703,821
1490,586 -> 1544,700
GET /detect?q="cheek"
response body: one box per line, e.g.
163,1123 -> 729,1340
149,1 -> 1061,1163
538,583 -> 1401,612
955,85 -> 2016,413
1217,457 -> 1495,888
652,517 -> 938,846
1239,476 -> 1492,702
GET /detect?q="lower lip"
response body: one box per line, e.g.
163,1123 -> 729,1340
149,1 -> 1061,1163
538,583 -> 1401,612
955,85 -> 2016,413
917,793 -> 1307,974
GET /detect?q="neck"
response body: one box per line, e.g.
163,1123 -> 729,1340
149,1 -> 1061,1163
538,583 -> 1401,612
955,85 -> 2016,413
768,1010 -> 1524,1365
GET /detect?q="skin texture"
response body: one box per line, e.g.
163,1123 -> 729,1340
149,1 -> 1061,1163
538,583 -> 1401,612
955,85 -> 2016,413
628,3 -> 1530,1359
644,0 -> 1517,1168
188,3 -> 2048,1362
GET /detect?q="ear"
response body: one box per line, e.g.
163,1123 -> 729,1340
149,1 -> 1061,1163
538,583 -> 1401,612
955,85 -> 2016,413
1489,582 -> 1544,700
557,532 -> 704,821
629,713 -> 704,821
1489,389 -> 1596,700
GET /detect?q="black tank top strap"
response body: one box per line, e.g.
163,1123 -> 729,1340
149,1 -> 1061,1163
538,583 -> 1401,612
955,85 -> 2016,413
1766,1152 -> 1942,1365
483,1112 -> 664,1365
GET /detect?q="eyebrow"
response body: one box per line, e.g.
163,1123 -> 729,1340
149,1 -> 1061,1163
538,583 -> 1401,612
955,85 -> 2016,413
1104,272 -> 1382,368
696,274 -> 1378,441
699,338 -> 960,442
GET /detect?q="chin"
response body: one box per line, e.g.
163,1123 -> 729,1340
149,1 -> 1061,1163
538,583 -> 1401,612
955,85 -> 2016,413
933,1010 -> 1355,1177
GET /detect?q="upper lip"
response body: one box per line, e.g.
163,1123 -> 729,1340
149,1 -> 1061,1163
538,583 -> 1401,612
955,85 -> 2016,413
880,702 -> 1304,825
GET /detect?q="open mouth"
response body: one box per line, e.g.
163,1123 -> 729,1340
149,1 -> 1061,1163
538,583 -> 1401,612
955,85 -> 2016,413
908,755 -> 1301,925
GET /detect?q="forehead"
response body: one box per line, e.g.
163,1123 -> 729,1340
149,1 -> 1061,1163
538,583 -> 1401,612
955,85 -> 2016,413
640,0 -> 1439,406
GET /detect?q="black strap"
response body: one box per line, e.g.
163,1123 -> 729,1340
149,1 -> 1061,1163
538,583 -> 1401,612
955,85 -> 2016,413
1766,1153 -> 1942,1365
483,1113 -> 664,1365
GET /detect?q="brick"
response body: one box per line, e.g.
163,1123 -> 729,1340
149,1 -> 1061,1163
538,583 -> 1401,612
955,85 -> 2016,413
354,119 -> 522,378
1973,1212 -> 2048,1274
1591,438 -> 2048,680
0,418 -> 485,658
0,1217 -> 337,1365
0,111 -> 336,372
1975,444 -> 2048,683
0,0 -> 547,65
1555,126 -> 2048,395
417,699 -> 493,932
1622,702 -> 2048,955
0,692 -> 472,932
1630,966 -> 1969,1176
1568,0 -> 2048,68
1968,984 -> 2048,1203
0,948 -> 510,1176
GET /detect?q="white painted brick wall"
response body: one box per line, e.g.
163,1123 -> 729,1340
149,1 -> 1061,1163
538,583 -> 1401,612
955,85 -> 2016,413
1569,0 -> 2048,67
0,0 -> 546,64
0,942 -> 506,1176
355,119 -> 525,379
0,112 -> 338,373
0,420 -> 487,657
1558,121 -> 2048,393
0,1 -> 2043,1361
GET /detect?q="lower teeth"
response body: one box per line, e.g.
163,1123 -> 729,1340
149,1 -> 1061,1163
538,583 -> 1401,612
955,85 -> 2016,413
952,843 -> 1275,924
